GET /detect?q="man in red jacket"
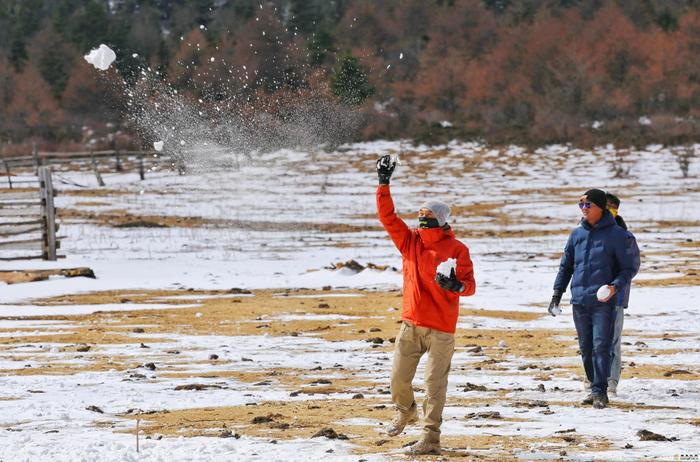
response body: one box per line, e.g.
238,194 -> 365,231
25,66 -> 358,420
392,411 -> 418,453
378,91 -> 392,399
376,155 -> 476,455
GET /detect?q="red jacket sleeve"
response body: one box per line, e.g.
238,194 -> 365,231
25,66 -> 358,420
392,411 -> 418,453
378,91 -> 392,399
456,244 -> 476,296
376,185 -> 412,256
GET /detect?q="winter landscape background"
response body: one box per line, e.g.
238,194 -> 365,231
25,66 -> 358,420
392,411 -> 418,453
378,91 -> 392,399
2,1 -> 700,461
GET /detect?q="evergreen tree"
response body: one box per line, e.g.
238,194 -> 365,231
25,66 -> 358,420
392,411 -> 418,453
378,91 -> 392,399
331,55 -> 375,105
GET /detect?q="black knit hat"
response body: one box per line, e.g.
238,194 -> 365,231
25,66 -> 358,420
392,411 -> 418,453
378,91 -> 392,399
584,189 -> 607,210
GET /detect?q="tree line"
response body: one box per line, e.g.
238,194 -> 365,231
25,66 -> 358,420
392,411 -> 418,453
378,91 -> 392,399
1,0 -> 700,153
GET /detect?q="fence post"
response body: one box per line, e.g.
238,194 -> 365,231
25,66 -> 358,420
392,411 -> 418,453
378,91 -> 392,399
33,142 -> 40,175
138,155 -> 145,180
115,149 -> 123,172
91,149 -> 105,187
39,166 -> 57,261
3,160 -> 11,189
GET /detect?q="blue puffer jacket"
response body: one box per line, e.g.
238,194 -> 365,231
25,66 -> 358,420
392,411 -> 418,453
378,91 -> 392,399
554,211 -> 640,307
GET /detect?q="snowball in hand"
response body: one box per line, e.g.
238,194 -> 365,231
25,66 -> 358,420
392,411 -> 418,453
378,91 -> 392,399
596,285 -> 612,301
84,44 -> 116,71
153,141 -> 164,151
436,258 -> 456,277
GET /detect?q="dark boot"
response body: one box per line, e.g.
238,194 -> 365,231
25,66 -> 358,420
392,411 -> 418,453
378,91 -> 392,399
592,392 -> 609,409
581,393 -> 595,405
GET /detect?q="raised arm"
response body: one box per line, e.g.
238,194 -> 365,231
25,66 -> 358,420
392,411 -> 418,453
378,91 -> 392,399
376,185 -> 412,256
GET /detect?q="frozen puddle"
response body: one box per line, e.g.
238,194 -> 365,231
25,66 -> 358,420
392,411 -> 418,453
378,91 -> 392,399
272,313 -> 360,321
0,303 -> 201,317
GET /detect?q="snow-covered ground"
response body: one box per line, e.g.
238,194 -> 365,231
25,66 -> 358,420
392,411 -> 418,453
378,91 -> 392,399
1,141 -> 699,461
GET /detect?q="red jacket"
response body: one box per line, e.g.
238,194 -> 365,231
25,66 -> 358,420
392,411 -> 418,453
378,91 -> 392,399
377,185 -> 476,333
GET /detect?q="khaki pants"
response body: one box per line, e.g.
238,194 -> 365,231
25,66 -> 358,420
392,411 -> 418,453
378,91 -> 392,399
390,320 -> 455,443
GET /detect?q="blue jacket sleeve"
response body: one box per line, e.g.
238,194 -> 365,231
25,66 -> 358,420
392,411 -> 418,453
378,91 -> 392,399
554,232 -> 574,293
611,231 -> 640,291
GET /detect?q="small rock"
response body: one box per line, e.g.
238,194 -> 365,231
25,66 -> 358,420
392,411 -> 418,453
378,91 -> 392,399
252,415 -> 274,424
209,354 -> 219,360
322,285 -> 331,291
271,422 -> 290,430
289,331 -> 299,337
624,443 -> 633,449
467,346 -> 482,353
139,343 -> 149,349
143,363 -> 156,370
537,384 -> 546,392
219,430 -> 240,438
318,303 -> 330,309
367,337 -> 384,344
312,427 -> 348,440
132,328 -> 145,333
369,327 -> 381,332
352,393 -> 364,399
357,329 -> 366,334
375,439 -> 390,446
310,379 -> 332,385
465,411 -> 501,419
76,345 -> 90,353
174,384 -> 222,391
86,405 -> 104,414
241,357 -> 253,362
637,429 -> 675,441
497,340 -> 507,348
462,382 -> 488,392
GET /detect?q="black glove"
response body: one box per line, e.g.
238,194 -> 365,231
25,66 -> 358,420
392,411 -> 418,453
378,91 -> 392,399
548,290 -> 562,316
435,268 -> 463,293
376,155 -> 396,185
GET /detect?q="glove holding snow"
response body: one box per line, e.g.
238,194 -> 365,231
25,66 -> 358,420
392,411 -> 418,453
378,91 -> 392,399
435,268 -> 463,293
376,155 -> 396,185
548,290 -> 562,316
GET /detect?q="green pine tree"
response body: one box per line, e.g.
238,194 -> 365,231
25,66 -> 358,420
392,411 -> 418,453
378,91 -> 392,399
331,55 -> 375,106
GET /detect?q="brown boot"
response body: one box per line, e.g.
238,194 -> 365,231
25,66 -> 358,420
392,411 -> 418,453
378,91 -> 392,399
406,439 -> 441,455
386,405 -> 418,437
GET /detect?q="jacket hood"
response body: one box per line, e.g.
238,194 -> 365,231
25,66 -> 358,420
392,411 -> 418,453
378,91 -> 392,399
581,210 -> 616,230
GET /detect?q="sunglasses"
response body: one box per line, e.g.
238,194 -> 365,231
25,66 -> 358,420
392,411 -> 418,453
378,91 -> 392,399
578,201 -> 591,209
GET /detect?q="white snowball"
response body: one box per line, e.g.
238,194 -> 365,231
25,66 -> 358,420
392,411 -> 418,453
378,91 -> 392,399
436,258 -> 456,277
153,141 -> 164,151
597,285 -> 612,301
84,44 -> 116,71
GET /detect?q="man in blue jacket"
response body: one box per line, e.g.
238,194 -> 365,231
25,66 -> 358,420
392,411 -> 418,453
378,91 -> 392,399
548,189 -> 640,409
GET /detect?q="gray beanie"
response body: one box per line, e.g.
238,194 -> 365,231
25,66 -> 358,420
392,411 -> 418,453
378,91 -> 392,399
420,201 -> 451,227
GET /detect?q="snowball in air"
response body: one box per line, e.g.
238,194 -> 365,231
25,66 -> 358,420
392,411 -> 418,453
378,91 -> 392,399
180,140 -> 186,146
84,44 -> 116,71
596,285 -> 612,301
436,258 -> 456,277
153,141 -> 164,151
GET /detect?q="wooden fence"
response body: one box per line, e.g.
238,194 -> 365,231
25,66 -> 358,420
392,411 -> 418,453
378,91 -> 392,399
1,145 -> 174,188
0,166 -> 60,261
